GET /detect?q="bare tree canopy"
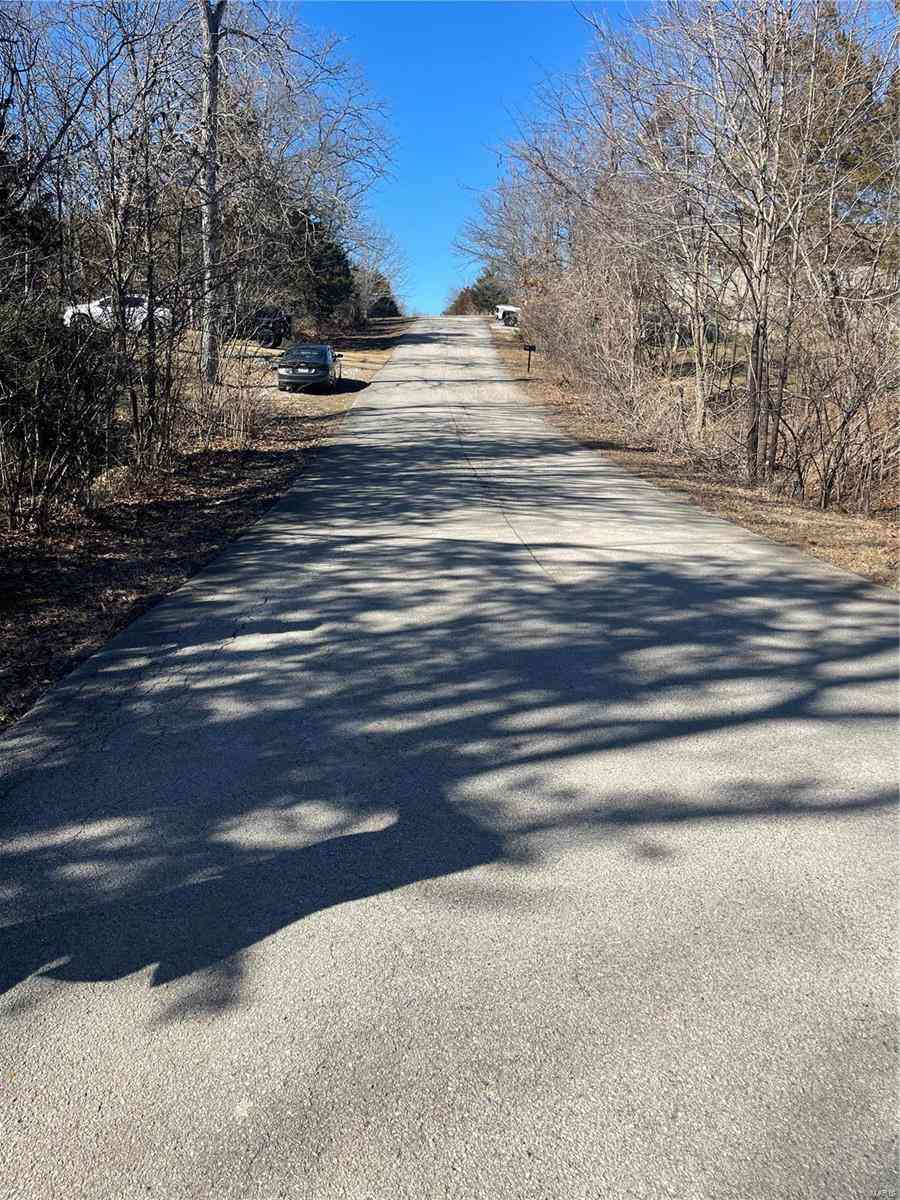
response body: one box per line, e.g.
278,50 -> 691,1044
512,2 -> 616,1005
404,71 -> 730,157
462,0 -> 899,512
0,0 -> 403,529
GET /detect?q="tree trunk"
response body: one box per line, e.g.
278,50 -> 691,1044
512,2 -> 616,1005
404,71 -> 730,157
197,0 -> 226,389
746,318 -> 769,485
691,306 -> 707,440
748,326 -> 763,484
756,368 -> 769,484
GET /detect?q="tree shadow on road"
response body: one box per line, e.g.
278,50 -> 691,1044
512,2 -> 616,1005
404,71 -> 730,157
1,428 -> 896,1016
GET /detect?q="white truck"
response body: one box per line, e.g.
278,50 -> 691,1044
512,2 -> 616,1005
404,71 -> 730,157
495,305 -> 521,327
63,294 -> 174,332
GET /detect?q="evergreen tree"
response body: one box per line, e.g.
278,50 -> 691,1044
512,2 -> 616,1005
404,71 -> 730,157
443,286 -> 477,315
305,234 -> 356,324
469,269 -> 510,313
444,271 -> 510,315
368,290 -> 401,318
284,210 -> 358,326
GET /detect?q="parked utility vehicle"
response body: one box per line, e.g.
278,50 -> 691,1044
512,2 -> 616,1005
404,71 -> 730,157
63,294 -> 173,332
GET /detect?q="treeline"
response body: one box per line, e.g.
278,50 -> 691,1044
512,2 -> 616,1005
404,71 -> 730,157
0,0 -> 403,531
463,0 -> 898,512
443,269 -> 509,315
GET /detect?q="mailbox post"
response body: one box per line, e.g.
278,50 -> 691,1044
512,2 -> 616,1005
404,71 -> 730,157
524,343 -> 536,373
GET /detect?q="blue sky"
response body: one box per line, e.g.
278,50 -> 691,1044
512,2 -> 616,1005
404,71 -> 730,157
300,1 -> 605,314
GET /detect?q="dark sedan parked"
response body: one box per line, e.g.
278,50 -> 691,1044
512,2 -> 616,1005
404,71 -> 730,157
274,343 -> 342,391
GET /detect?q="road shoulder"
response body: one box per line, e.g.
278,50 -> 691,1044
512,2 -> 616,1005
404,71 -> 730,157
490,322 -> 898,591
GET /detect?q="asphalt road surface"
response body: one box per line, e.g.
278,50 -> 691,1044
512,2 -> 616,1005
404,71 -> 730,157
1,317 -> 897,1200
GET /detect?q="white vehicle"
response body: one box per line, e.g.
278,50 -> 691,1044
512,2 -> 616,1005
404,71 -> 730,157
63,294 -> 173,332
495,305 -> 521,325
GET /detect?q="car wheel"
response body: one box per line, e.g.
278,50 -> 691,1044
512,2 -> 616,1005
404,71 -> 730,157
71,314 -> 92,332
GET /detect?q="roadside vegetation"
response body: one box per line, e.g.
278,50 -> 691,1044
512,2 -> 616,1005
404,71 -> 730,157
461,0 -> 898,556
0,317 -> 409,732
0,0 -> 406,728
443,269 -> 510,316
492,322 -> 896,588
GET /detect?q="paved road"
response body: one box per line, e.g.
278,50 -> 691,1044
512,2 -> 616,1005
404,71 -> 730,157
1,317 -> 897,1199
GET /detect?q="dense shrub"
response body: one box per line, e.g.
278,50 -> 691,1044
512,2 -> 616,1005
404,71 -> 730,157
0,303 -> 124,529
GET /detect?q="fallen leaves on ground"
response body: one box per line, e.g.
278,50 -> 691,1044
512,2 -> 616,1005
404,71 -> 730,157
0,319 -> 410,732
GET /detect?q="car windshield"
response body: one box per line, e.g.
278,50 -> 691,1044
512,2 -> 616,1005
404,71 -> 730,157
285,346 -> 327,364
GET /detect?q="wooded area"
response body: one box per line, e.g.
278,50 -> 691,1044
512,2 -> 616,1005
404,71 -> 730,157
462,0 -> 898,515
0,0 -> 403,533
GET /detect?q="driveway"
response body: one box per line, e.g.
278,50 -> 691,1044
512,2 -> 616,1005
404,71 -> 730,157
1,316 -> 896,1199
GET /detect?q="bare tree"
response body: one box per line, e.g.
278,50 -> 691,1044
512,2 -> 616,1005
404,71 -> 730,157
0,0 -> 394,530
350,219 -> 406,320
465,0 -> 898,509
196,0 -> 226,388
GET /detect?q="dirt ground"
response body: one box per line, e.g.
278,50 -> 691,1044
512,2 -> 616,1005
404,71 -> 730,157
491,323 -> 898,591
0,318 -> 410,733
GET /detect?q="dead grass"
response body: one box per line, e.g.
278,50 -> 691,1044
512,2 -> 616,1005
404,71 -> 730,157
0,318 -> 411,733
491,322 -> 898,591
216,320 -> 405,387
